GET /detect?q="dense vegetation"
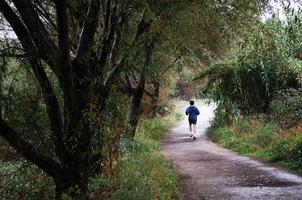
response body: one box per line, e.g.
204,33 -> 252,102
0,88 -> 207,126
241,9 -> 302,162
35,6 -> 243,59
0,0 -> 283,199
198,8 -> 302,171
89,113 -> 182,200
0,111 -> 181,199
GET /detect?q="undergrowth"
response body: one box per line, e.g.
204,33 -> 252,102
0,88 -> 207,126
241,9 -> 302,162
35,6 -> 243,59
0,111 -> 181,200
89,113 -> 182,199
209,117 -> 302,172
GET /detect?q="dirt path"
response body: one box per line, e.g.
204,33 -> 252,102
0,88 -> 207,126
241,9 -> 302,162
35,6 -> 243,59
161,103 -> 302,200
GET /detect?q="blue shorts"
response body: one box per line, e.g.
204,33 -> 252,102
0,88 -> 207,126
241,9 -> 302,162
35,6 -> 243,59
189,119 -> 197,125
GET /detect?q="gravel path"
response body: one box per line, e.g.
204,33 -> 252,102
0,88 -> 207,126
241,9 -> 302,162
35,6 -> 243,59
161,104 -> 302,200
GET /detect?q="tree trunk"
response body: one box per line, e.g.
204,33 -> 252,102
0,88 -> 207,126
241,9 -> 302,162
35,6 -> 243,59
151,81 -> 160,117
127,39 -> 153,138
0,58 -> 5,119
55,177 -> 88,200
128,87 -> 145,138
54,161 -> 89,200
0,2 -> 151,200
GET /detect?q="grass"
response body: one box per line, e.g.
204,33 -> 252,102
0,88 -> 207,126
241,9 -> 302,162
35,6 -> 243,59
89,110 -> 182,200
209,117 -> 302,172
0,160 -> 54,199
0,105 -> 182,200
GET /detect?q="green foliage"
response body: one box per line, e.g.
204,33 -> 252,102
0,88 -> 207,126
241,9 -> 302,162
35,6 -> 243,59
270,88 -> 302,129
252,123 -> 279,148
99,152 -> 178,200
119,138 -> 147,154
0,161 -> 54,199
1,61 -> 56,151
210,117 -> 279,154
205,10 -> 302,174
136,116 -> 175,141
209,116 -> 302,172
210,127 -> 254,154
89,114 -> 181,199
197,18 -> 302,116
149,0 -> 267,58
268,133 -> 302,170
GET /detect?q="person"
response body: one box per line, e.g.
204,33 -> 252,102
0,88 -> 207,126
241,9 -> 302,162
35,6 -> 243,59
185,100 -> 200,140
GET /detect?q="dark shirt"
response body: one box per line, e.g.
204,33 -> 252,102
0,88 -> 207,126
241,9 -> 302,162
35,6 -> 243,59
185,105 -> 200,121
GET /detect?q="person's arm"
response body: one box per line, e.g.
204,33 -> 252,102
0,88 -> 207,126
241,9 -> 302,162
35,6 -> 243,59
185,107 -> 189,115
196,107 -> 200,115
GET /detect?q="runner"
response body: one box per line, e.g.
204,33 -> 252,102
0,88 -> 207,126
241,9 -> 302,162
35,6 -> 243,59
185,100 -> 200,140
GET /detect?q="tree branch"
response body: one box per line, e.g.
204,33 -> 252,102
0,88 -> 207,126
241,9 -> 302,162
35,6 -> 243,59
55,0 -> 71,70
55,0 -> 79,125
33,0 -> 57,31
12,0 -> 59,73
0,0 -> 36,55
97,0 -> 118,71
104,58 -> 125,86
30,59 -> 67,162
0,53 -> 30,58
0,119 -> 61,177
75,0 -> 101,64
125,73 -> 134,93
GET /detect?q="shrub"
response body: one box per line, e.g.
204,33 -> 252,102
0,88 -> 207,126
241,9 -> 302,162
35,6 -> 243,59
252,123 -> 279,148
270,88 -> 302,129
264,132 -> 302,171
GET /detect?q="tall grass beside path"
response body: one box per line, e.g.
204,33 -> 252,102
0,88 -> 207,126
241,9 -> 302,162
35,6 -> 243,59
89,104 -> 182,200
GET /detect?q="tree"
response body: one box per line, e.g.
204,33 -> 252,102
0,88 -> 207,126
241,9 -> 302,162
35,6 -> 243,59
124,37 -> 154,137
0,0 -> 149,198
0,0 -> 271,198
196,19 -> 301,116
122,0 -> 270,137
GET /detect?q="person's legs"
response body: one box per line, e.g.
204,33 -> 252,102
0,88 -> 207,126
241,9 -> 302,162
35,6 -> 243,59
192,122 -> 197,140
189,123 -> 193,137
193,124 -> 197,135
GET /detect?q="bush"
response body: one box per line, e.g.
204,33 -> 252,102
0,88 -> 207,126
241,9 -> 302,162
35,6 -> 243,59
269,133 -> 302,170
252,123 -> 279,148
210,127 -> 233,143
197,19 -> 302,116
270,88 -> 302,129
